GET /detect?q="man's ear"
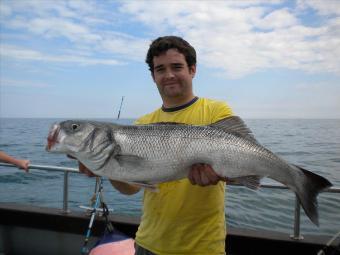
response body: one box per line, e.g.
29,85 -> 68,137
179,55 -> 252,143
189,64 -> 196,78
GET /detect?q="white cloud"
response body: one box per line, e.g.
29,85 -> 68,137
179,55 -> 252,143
8,17 -> 101,44
1,0 -> 339,78
0,44 -> 122,66
120,1 -> 340,78
0,2 -> 12,17
99,33 -> 149,61
255,8 -> 299,29
0,79 -> 52,88
1,1 -> 148,64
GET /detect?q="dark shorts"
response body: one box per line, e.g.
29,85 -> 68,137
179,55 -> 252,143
134,243 -> 156,255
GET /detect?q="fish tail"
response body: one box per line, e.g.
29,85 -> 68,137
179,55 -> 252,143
294,165 -> 332,226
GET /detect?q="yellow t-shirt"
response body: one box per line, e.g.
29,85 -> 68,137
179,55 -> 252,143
135,97 -> 233,255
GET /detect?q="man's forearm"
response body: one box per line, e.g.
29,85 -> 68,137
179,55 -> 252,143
110,180 -> 141,195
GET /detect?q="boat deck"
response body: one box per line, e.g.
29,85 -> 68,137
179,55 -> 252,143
1,203 -> 337,255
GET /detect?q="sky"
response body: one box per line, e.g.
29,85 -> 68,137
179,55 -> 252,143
0,0 -> 339,119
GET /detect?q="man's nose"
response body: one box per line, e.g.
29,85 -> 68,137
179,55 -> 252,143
164,69 -> 175,79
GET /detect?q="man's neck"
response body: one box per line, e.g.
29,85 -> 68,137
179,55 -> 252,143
162,95 -> 196,109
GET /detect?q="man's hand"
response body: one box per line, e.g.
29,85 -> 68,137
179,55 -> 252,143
78,161 -> 140,194
67,155 -> 139,195
188,163 -> 222,186
78,161 -> 97,177
67,155 -> 97,177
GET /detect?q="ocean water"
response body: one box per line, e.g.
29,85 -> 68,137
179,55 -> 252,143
0,118 -> 339,237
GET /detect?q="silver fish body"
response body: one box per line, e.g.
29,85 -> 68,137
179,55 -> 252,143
46,116 -> 332,226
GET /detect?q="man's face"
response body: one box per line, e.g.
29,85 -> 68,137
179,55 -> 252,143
152,48 -> 196,101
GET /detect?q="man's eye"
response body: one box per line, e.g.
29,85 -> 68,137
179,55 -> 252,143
155,68 -> 164,73
173,65 -> 183,70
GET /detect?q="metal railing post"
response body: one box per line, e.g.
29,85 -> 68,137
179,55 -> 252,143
62,171 -> 70,214
290,194 -> 303,240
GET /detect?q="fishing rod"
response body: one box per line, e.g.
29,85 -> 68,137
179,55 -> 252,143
81,174 -> 115,254
117,96 -> 124,120
80,96 -> 125,254
81,179 -> 104,254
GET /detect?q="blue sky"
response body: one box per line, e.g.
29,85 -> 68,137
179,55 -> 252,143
0,0 -> 339,119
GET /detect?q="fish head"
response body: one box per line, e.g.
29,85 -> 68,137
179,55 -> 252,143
46,120 -> 94,153
46,120 -> 114,161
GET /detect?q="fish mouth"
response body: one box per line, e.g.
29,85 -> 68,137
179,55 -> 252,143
46,124 -> 60,151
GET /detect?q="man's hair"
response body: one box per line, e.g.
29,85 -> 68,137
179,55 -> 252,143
145,36 -> 196,72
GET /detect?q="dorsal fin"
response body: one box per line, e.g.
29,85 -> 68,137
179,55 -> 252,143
210,116 -> 259,144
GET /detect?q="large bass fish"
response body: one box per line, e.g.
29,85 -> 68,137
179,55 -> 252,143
46,116 -> 332,226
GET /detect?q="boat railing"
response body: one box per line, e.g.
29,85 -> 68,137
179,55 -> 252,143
1,162 -> 339,240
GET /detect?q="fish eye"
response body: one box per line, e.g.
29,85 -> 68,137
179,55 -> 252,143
71,123 -> 79,131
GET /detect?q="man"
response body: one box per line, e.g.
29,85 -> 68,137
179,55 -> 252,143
119,36 -> 234,255
79,36 -> 233,254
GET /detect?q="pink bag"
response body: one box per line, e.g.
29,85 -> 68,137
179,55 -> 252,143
89,229 -> 135,255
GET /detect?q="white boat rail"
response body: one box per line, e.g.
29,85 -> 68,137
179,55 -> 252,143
1,162 -> 339,240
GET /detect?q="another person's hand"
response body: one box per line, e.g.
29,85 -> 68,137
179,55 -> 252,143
0,151 -> 30,172
16,159 -> 30,172
188,163 -> 222,186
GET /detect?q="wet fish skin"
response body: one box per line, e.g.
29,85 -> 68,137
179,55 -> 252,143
46,116 -> 332,226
